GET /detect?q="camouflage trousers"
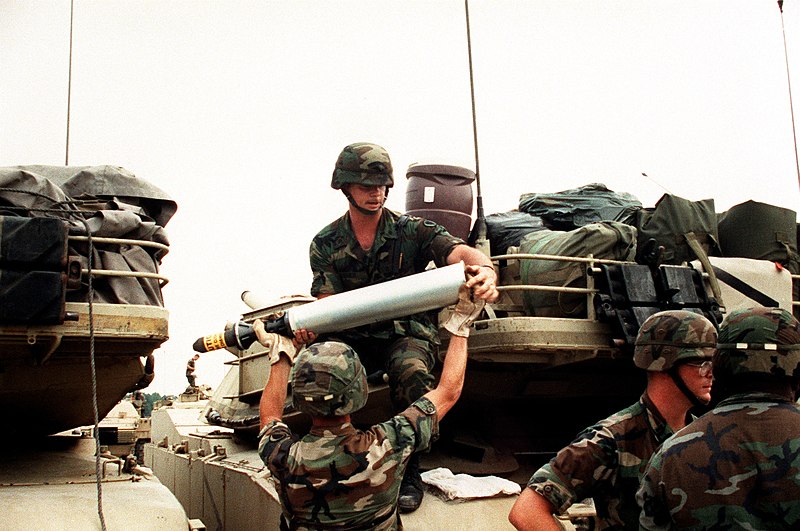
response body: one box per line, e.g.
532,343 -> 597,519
339,335 -> 436,412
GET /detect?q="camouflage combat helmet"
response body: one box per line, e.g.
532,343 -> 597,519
331,142 -> 394,190
634,310 -> 717,371
714,306 -> 800,379
291,341 -> 368,417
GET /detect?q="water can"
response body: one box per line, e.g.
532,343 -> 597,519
405,163 -> 475,240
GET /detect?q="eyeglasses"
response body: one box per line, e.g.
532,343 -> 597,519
683,360 -> 713,377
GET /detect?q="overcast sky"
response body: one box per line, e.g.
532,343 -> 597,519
2,0 -> 799,394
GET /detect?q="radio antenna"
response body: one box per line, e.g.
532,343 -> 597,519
641,172 -> 673,195
65,0 -> 75,165
464,0 -> 489,254
778,0 -> 800,191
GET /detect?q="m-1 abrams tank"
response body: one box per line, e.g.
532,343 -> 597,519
0,165 -> 194,529
146,166 -> 799,530
0,165 -> 176,436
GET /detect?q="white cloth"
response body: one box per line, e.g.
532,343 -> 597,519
420,467 -> 521,500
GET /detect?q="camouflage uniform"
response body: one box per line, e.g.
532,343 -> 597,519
523,310 -> 716,530
526,392 -> 675,530
637,307 -> 800,529
637,393 -> 800,529
258,396 -> 439,530
309,208 -> 463,410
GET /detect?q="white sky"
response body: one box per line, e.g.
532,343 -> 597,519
2,0 -> 799,394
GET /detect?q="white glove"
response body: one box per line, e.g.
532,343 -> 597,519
254,319 -> 298,364
441,284 -> 485,337
267,333 -> 297,364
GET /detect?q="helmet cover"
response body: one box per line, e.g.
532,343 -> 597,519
331,142 -> 394,189
634,310 -> 717,371
291,341 -> 368,416
714,306 -> 800,379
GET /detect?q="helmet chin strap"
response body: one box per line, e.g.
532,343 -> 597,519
668,368 -> 708,408
343,188 -> 388,216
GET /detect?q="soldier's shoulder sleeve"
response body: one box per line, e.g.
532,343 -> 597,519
309,220 -> 339,264
309,219 -> 347,296
528,421 -> 619,514
257,420 -> 295,476
526,462 -> 576,516
402,215 -> 465,268
383,397 -> 439,453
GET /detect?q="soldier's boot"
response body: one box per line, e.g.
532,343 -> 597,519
398,454 -> 424,513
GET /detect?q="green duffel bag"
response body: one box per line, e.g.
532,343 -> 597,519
717,200 -> 799,318
634,194 -> 721,266
519,221 -> 637,317
718,200 -> 798,263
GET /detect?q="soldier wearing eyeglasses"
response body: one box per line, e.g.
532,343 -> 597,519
509,310 -> 717,530
638,306 -> 800,529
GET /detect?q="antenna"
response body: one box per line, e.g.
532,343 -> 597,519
65,0 -> 75,166
778,0 -> 800,191
641,172 -> 673,195
464,0 -> 489,255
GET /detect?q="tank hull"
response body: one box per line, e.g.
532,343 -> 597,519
0,434 -> 189,530
0,293 -> 169,436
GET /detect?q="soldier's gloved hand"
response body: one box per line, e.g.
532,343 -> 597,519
441,283 -> 485,337
254,320 -> 297,364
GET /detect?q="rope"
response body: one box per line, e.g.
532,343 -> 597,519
82,217 -> 107,531
0,187 -> 87,214
1,185 -> 107,529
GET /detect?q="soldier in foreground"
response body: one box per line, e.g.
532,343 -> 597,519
637,306 -> 800,529
508,310 -> 717,530
255,281 -> 484,530
296,141 -> 498,512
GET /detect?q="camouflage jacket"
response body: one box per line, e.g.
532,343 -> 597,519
258,396 -> 439,530
309,208 -> 463,344
637,391 -> 800,530
527,392 -> 674,530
